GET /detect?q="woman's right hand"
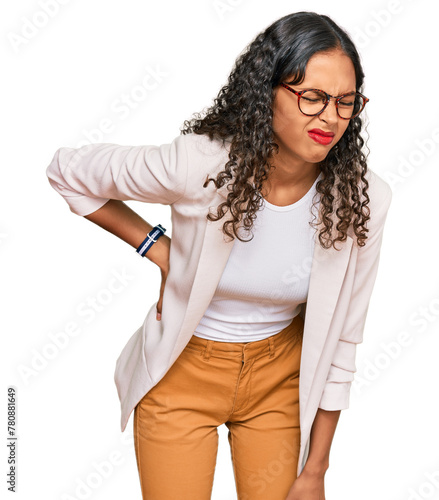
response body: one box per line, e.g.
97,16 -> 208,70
149,234 -> 171,321
82,200 -> 172,320
156,265 -> 169,321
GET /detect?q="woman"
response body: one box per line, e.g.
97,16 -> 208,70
46,11 -> 392,500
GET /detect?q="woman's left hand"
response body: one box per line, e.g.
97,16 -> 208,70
284,468 -> 326,500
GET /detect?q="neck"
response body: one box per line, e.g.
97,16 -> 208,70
262,154 -> 321,195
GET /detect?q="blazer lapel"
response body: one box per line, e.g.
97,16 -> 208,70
299,231 -> 353,416
169,188 -> 236,359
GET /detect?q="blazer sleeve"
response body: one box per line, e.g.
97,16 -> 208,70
45,135 -> 189,216
318,183 -> 393,410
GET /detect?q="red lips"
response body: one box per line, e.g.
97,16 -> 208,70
308,129 -> 334,146
308,128 -> 335,137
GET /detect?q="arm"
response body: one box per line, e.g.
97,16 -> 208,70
302,408 -> 340,474
82,199 -> 170,273
286,182 -> 392,499
286,409 -> 340,499
318,182 -> 393,410
83,199 -> 171,320
45,135 -> 188,215
46,136 -> 189,318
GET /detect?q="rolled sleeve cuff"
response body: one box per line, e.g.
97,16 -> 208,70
318,382 -> 351,410
46,176 -> 110,216
66,196 -> 110,216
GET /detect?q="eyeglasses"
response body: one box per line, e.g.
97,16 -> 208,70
280,83 -> 369,120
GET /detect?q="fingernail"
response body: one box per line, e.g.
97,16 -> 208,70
156,313 -> 161,321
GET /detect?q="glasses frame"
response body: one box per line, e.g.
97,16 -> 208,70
280,83 -> 369,120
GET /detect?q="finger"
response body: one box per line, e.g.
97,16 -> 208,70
156,274 -> 167,321
156,296 -> 162,321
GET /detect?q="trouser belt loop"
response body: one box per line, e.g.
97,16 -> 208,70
268,336 -> 275,359
203,340 -> 213,361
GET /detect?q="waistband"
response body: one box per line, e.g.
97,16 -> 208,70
186,314 -> 304,360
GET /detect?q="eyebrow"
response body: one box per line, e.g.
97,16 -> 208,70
293,85 -> 357,95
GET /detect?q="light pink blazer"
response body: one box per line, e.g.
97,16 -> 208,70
46,132 -> 392,476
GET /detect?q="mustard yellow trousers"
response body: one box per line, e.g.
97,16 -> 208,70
133,313 -> 304,499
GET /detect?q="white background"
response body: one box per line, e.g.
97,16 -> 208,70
2,0 -> 438,499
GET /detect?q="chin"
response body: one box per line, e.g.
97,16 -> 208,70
305,152 -> 330,164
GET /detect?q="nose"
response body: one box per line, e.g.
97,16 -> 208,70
318,97 -> 339,124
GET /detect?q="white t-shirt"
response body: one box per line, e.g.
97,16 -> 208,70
194,171 -> 323,342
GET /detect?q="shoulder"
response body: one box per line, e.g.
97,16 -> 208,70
355,168 -> 393,246
170,133 -> 231,205
176,132 -> 230,163
344,167 -> 393,243
177,132 -> 231,184
363,167 -> 393,214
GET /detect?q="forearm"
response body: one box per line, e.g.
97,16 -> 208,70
303,408 -> 341,474
83,199 -> 169,271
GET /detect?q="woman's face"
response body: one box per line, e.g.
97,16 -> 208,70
271,49 -> 357,169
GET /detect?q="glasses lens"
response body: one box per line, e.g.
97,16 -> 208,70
299,90 -> 327,115
338,93 -> 365,119
299,90 -> 366,118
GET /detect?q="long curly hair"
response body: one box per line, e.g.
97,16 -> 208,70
181,11 -> 371,250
